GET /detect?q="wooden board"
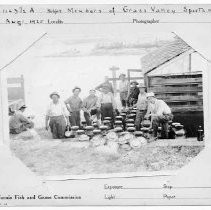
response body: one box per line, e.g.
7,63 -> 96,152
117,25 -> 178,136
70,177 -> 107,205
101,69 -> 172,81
156,94 -> 203,101
171,105 -> 203,112
149,86 -> 202,93
149,76 -> 202,86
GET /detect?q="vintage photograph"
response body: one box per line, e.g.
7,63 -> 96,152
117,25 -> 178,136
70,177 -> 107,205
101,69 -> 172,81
2,6 -> 200,180
6,25 -> 205,177
1,2 -> 211,206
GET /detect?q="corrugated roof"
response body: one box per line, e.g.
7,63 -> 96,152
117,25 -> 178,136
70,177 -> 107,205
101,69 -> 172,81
141,37 -> 192,74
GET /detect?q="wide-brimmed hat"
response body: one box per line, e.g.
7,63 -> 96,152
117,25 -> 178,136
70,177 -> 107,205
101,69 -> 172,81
138,83 -> 146,88
71,126 -> 79,131
146,92 -> 155,98
114,120 -> 123,125
76,130 -> 85,135
106,131 -> 118,141
120,143 -> 131,151
114,127 -> 123,133
93,129 -> 101,135
78,134 -> 90,141
72,86 -> 81,92
115,116 -> 123,120
130,139 -> 142,149
18,104 -> 27,110
119,73 -> 126,78
118,137 -> 128,144
50,91 -> 60,99
99,125 -> 108,130
85,126 -> 94,131
134,131 -> 143,137
127,127 -> 136,132
130,81 -> 138,85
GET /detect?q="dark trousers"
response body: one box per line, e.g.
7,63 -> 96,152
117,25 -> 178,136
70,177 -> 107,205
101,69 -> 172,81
152,114 -> 173,139
135,110 -> 147,131
127,98 -> 138,107
121,99 -> 127,108
100,103 -> 114,122
70,111 -> 81,127
84,109 -> 100,126
49,116 -> 66,139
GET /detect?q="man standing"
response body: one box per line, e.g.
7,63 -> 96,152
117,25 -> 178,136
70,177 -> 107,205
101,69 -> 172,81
95,76 -> 114,94
82,89 -> 100,125
133,83 -> 148,131
98,87 -> 116,123
145,92 -> 173,139
118,73 -> 129,109
9,104 -> 34,134
127,81 -> 140,107
65,87 -> 83,127
46,92 -> 70,139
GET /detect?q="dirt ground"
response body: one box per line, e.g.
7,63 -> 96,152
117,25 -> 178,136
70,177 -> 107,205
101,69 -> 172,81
9,128 -> 204,176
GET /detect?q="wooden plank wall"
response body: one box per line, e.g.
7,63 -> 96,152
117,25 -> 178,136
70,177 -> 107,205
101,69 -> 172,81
147,72 -> 203,113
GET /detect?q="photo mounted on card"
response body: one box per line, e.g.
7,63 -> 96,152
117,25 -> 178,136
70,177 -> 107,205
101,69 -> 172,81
0,3 -> 210,206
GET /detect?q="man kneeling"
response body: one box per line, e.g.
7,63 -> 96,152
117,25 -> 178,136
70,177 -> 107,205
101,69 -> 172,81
145,92 -> 173,140
9,105 -> 34,134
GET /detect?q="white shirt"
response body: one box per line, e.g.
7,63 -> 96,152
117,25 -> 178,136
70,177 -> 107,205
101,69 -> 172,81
119,80 -> 129,92
149,99 -> 171,116
98,92 -> 116,109
46,101 -> 69,117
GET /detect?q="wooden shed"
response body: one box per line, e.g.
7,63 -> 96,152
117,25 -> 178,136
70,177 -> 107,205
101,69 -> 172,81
142,36 -> 206,137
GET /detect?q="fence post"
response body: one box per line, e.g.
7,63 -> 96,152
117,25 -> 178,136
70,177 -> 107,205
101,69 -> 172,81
109,66 -> 119,95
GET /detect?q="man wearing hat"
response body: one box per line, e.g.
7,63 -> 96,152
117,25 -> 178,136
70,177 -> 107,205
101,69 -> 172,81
127,80 -> 140,107
95,76 -> 114,94
46,92 -> 70,139
9,103 -> 34,134
133,83 -> 148,131
98,87 -> 116,123
118,73 -> 129,109
145,92 -> 173,139
82,89 -> 100,125
65,87 -> 83,127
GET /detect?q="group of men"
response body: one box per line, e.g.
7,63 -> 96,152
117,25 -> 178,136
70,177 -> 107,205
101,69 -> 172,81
44,83 -> 117,139
118,73 -> 173,139
9,73 -> 173,140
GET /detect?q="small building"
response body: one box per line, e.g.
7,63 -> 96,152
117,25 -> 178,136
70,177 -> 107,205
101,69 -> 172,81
142,36 -> 206,137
